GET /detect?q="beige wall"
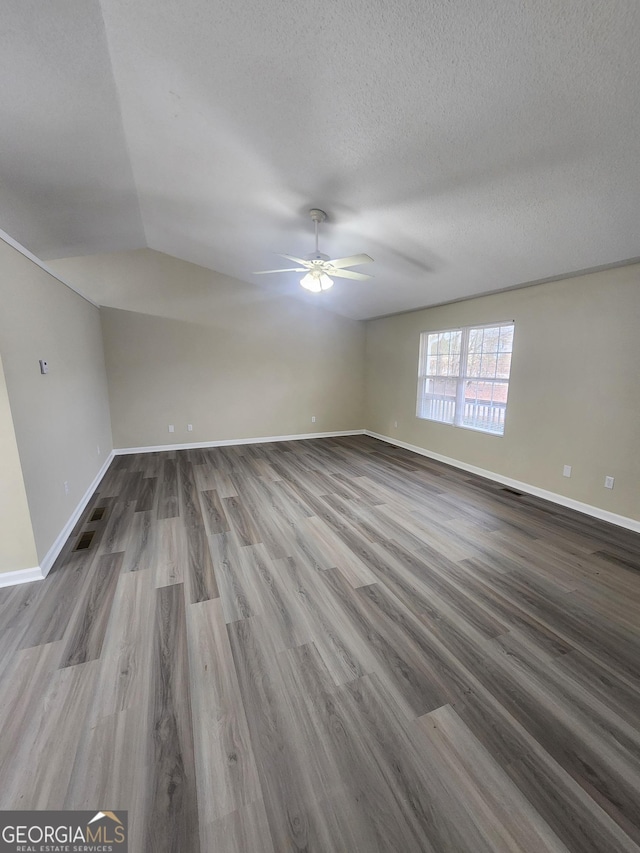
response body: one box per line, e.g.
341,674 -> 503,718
0,354 -> 38,573
365,264 -> 640,522
0,238 -> 113,565
52,249 -> 365,448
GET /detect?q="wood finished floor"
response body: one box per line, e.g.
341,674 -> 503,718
1,435 -> 639,852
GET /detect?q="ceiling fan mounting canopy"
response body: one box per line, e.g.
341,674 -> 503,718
253,208 -> 374,290
308,208 -> 327,223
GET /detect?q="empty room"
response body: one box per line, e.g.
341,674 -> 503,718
1,1 -> 639,851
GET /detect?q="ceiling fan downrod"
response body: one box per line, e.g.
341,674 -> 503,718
309,208 -> 327,259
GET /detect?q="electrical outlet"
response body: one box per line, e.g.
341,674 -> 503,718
311,416 -> 316,423
97,444 -> 101,456
168,424 -> 175,433
39,359 -> 49,374
604,475 -> 614,489
562,464 -> 571,477
63,480 -> 69,496
187,424 -> 193,432
394,420 -> 398,429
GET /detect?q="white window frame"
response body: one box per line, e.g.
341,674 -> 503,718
416,321 -> 514,436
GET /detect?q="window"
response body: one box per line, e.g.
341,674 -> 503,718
416,322 -> 514,435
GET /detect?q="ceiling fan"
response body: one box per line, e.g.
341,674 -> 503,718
253,209 -> 374,292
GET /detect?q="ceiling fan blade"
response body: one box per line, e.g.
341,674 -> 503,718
278,254 -> 312,267
330,268 -> 373,281
327,253 -> 373,269
253,267 -> 307,274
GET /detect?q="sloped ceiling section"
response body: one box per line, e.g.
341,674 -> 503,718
0,1 -> 146,260
2,1 -> 640,318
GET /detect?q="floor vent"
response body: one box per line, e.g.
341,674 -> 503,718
501,487 -> 523,497
74,530 -> 95,551
89,506 -> 106,522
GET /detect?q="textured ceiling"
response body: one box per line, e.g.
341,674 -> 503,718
1,0 -> 639,319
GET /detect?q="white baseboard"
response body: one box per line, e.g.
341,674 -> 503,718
114,429 -> 366,455
0,566 -> 45,588
37,450 -> 115,578
1,451 -> 116,588
365,430 -> 640,534
9,450 -> 115,588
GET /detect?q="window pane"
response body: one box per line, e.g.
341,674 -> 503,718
417,361 -> 457,423
481,327 -> 500,352
466,324 -> 513,381
424,400 -> 455,423
492,381 -> 509,403
440,354 -> 458,376
420,330 -> 463,378
465,380 -> 480,401
437,331 -> 460,358
462,379 -> 508,434
468,328 -> 483,353
466,351 -> 481,378
498,326 -> 514,352
420,385 -> 456,423
496,352 -> 511,378
428,377 -> 456,396
479,354 -> 497,379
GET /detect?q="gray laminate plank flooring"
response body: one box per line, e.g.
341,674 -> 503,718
1,435 -> 639,852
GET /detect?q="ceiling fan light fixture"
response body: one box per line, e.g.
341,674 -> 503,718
300,271 -> 333,292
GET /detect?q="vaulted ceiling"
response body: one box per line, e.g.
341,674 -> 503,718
2,1 -> 639,319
